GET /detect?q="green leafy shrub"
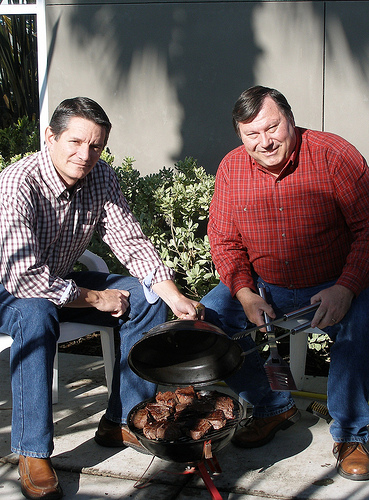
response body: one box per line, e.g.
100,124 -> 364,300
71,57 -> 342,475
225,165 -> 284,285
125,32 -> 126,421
90,156 -> 219,300
0,115 -> 39,164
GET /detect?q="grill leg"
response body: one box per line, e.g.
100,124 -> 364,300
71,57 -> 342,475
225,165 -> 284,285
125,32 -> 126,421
196,460 -> 223,500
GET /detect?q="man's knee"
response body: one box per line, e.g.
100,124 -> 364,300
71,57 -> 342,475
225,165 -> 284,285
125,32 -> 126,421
8,297 -> 59,340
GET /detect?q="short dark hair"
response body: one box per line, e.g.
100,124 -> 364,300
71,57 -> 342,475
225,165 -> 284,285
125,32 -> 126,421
49,97 -> 112,146
232,86 -> 294,137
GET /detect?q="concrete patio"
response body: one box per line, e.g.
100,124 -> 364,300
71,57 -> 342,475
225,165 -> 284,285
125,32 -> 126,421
1,348 -> 369,500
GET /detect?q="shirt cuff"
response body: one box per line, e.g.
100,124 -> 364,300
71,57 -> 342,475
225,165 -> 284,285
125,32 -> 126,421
143,272 -> 160,304
58,280 -> 80,307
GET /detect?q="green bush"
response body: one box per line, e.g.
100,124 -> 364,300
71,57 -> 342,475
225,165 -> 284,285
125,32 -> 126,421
90,156 -> 219,300
0,115 -> 39,164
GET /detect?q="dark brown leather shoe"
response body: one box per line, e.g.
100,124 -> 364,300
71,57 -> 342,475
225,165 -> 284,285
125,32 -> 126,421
231,405 -> 300,448
94,415 -> 150,454
18,455 -> 63,500
333,442 -> 369,480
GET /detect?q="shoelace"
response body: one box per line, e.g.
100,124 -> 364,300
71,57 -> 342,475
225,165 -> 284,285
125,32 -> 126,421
334,442 -> 369,466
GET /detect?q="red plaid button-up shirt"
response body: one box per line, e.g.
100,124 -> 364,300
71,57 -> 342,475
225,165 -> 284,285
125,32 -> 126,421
208,127 -> 369,297
0,148 -> 173,306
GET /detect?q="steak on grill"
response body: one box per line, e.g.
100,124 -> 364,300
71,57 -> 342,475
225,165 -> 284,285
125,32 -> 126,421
155,391 -> 178,408
146,403 -> 172,421
131,387 -> 236,442
175,385 -> 196,404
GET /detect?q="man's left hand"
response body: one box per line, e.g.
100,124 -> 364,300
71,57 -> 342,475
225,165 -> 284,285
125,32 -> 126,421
310,284 -> 354,328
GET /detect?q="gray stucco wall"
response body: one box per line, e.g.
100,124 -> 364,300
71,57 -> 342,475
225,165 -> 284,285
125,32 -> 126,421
45,1 -> 369,174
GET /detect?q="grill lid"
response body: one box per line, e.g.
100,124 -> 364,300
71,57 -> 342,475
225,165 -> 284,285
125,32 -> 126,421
128,319 -> 244,386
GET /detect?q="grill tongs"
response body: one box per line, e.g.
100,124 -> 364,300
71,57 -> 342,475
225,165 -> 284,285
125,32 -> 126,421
232,301 -> 321,357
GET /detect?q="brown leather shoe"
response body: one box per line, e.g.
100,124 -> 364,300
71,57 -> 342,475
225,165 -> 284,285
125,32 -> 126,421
333,442 -> 369,480
94,415 -> 150,454
18,455 -> 63,500
231,405 -> 300,448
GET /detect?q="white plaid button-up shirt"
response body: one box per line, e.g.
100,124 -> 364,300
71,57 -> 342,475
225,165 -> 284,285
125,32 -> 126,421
0,148 -> 173,306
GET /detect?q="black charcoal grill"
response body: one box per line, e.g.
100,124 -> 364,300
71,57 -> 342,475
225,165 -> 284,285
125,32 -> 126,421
127,320 -> 246,499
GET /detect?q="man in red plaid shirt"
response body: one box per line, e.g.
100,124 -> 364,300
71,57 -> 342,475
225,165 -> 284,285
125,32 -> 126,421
201,85 -> 369,481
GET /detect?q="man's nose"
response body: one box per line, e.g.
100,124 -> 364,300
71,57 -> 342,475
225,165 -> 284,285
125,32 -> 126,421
259,132 -> 273,148
78,144 -> 91,160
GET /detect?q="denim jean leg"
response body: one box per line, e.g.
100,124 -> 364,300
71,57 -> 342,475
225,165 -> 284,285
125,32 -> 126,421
61,272 -> 168,425
108,276 -> 168,423
0,285 -> 59,457
264,278 -> 369,442
201,281 -> 294,417
326,286 -> 369,443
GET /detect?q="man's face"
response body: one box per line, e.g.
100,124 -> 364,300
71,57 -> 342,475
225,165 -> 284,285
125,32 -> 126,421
45,116 -> 106,188
238,96 -> 296,175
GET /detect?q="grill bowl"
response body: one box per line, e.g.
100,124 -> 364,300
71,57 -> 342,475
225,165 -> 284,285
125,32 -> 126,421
127,390 -> 243,463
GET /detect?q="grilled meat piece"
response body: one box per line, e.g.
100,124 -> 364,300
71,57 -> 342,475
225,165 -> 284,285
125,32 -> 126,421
188,418 -> 212,440
142,421 -> 164,439
155,391 -> 178,408
175,385 -> 196,404
131,408 -> 150,429
146,403 -> 171,421
135,388 -> 237,443
156,421 -> 183,441
206,410 -> 226,430
214,395 -> 234,419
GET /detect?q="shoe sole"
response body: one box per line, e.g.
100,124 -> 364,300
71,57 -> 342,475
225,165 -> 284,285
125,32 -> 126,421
20,484 -> 63,500
232,409 -> 301,449
337,466 -> 369,481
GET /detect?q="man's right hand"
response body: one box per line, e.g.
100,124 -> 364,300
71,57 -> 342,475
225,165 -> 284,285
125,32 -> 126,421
66,288 -> 130,317
235,286 -> 276,328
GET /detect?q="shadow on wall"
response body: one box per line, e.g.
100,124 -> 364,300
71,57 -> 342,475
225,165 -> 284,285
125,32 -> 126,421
48,1 -> 369,173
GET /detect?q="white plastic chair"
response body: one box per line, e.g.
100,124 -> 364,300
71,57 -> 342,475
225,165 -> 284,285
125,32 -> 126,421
0,250 -> 115,403
281,319 -> 325,391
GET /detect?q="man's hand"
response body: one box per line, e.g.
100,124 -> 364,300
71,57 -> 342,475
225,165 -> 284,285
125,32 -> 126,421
67,288 -> 130,317
310,284 -> 354,328
152,280 -> 205,320
236,287 -> 276,328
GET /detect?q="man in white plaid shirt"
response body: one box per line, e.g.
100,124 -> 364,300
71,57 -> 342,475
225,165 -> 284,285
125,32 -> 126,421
0,97 -> 204,500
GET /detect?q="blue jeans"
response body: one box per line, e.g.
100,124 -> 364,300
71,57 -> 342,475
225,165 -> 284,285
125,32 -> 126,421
201,279 -> 369,443
0,272 -> 167,458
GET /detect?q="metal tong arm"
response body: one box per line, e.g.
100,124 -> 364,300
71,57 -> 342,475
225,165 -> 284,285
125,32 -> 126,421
232,301 -> 321,341
239,319 -> 314,358
257,284 -> 278,357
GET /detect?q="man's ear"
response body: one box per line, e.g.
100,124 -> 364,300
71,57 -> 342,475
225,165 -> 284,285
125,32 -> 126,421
45,126 -> 56,149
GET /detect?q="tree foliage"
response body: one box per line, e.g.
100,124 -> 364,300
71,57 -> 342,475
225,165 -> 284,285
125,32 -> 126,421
0,14 -> 39,133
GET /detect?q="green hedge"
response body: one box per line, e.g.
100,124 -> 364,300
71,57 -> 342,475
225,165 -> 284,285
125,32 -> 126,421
91,153 -> 219,300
